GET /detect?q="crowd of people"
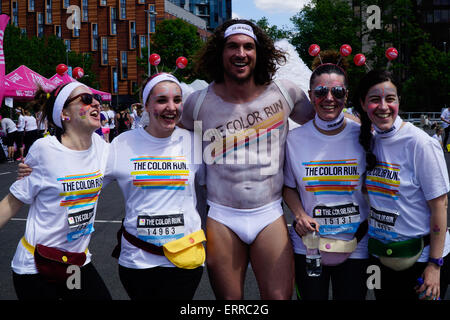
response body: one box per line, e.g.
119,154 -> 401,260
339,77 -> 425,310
0,19 -> 448,302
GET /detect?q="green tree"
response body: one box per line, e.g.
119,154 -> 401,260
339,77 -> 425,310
137,19 -> 203,83
359,0 -> 447,111
401,43 -> 450,112
290,0 -> 364,101
252,17 -> 293,41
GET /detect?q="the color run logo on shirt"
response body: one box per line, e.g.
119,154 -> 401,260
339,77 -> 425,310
57,170 -> 103,241
130,156 -> 189,190
366,162 -> 400,200
202,101 -> 284,175
302,159 -> 360,195
58,170 -> 103,208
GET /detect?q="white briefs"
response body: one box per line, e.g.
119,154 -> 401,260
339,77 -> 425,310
207,199 -> 284,245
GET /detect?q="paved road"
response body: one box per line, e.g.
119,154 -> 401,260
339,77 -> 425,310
0,148 -> 449,300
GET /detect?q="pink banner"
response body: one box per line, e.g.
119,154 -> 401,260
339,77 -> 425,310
0,14 -> 10,108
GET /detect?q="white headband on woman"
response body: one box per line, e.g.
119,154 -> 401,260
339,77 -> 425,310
224,23 -> 257,42
142,73 -> 181,106
53,82 -> 87,129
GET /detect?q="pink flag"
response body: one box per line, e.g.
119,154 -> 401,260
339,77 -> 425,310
0,14 -> 10,108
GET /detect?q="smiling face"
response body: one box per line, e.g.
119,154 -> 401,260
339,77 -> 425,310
62,86 -> 101,132
222,34 -> 257,84
145,81 -> 182,138
309,73 -> 347,122
362,81 -> 399,131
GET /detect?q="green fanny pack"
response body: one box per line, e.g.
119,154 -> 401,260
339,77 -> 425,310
368,235 -> 430,271
368,236 -> 429,258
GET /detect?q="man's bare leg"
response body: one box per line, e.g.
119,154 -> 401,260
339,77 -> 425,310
206,217 -> 249,300
249,215 -> 294,300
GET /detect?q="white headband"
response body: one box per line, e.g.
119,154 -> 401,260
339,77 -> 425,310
224,23 -> 257,42
142,73 -> 182,105
53,82 -> 87,129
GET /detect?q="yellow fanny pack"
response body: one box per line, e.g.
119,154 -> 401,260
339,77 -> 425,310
162,230 -> 206,269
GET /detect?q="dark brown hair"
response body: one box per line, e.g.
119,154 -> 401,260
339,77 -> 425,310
353,70 -> 398,172
310,50 -> 349,88
194,19 -> 286,85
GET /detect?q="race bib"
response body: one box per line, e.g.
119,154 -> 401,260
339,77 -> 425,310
136,213 -> 185,246
368,206 -> 399,241
313,202 -> 360,235
67,205 -> 95,242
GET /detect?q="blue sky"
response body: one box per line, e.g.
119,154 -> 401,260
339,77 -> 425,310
231,0 -> 312,30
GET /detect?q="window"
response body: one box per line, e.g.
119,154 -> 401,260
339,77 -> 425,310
119,0 -> 126,20
129,21 -> 136,49
121,51 -> 128,79
138,0 -> 145,4
139,35 -> 146,58
73,26 -> 80,37
46,0 -> 52,24
112,67 -> 118,94
149,5 -> 157,33
54,25 -> 62,38
65,39 -> 71,52
63,0 -> 70,9
37,12 -> 44,37
82,0 -> 88,22
20,28 -> 27,35
110,7 -> 117,35
99,0 -> 106,6
28,0 -> 35,12
12,1 -> 18,27
91,23 -> 98,51
101,37 -> 108,65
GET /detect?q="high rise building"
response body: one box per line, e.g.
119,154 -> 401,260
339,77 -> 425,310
168,0 -> 231,31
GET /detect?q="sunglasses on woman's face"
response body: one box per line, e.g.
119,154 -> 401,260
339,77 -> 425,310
64,93 -> 101,107
313,86 -> 347,99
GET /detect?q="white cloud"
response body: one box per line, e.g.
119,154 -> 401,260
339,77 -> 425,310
254,0 -> 311,13
232,12 -> 241,19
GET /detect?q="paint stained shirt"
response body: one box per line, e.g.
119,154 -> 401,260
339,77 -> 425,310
283,119 -> 369,258
180,79 -> 314,209
10,134 -> 108,274
367,122 -> 450,261
104,127 -> 204,269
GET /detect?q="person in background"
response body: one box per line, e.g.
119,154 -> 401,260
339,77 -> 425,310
115,105 -> 133,136
23,108 -> 39,157
103,104 -> 116,141
432,126 -> 444,149
15,107 -> 25,161
440,106 -> 450,152
0,115 -> 19,163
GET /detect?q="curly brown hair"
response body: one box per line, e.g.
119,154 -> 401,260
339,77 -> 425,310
194,19 -> 286,85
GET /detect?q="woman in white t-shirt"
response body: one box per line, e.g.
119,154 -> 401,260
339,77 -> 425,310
23,109 -> 39,157
355,69 -> 450,300
282,51 -> 369,300
106,73 -> 205,300
15,107 -> 25,161
0,82 -> 111,300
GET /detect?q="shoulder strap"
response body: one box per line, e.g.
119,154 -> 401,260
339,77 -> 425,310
193,87 -> 209,121
273,79 -> 294,113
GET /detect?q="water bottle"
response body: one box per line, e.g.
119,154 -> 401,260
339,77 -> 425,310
305,223 -> 322,277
